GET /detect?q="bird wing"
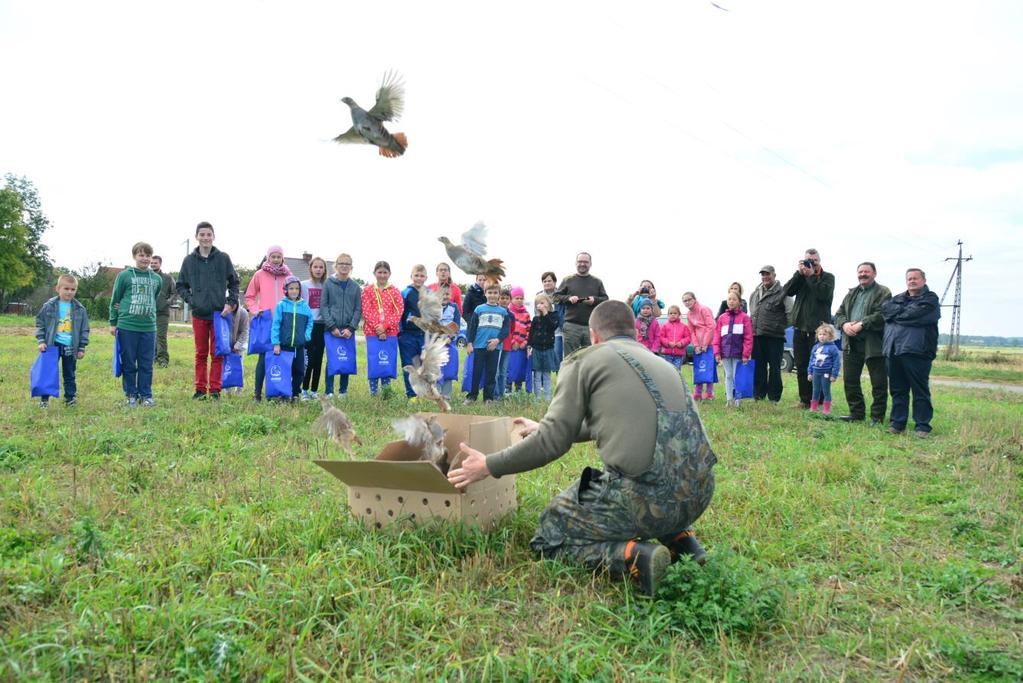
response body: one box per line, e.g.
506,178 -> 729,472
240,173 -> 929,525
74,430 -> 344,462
418,333 -> 451,384
392,416 -> 430,449
460,221 -> 488,256
417,287 -> 443,325
333,127 -> 370,145
368,71 -> 405,122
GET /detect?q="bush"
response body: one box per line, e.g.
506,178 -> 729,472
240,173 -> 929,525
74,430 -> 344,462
649,550 -> 787,641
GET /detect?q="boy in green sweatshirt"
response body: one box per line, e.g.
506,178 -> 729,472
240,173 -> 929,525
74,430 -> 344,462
109,242 -> 163,406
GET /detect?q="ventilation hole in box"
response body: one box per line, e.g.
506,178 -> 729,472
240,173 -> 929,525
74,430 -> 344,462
354,492 -> 361,499
365,508 -> 372,515
410,513 -> 416,519
375,494 -> 382,501
444,500 -> 452,508
387,509 -> 394,517
375,522 -> 382,529
422,498 -> 429,506
397,496 -> 404,504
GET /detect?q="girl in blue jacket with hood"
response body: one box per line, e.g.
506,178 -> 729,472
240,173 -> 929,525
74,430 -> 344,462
808,322 -> 841,415
271,276 -> 314,400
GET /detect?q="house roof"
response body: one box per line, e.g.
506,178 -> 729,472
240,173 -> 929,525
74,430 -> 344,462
283,256 -> 334,281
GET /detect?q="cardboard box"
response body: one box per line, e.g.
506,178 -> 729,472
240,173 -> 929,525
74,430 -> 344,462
315,413 -> 520,531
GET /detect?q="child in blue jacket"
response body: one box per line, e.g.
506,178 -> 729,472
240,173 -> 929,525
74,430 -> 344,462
271,276 -> 314,399
808,322 -> 841,415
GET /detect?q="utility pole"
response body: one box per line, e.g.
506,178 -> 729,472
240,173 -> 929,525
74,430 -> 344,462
939,240 -> 973,360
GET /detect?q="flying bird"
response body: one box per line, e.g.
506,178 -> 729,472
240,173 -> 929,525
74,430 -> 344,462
313,394 -> 360,452
402,333 -> 452,413
393,415 -> 449,471
409,286 -> 457,335
438,221 -> 505,283
333,71 -> 408,158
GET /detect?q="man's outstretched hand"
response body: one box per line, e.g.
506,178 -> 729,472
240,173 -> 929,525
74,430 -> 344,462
513,417 -> 539,437
447,442 -> 490,490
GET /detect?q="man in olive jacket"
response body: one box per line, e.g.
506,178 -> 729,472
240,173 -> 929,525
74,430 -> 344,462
783,248 -> 836,407
833,262 -> 892,424
150,255 -> 176,368
748,265 -> 791,402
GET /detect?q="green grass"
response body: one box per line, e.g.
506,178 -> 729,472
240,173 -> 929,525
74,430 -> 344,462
933,346 -> 1023,384
1,325 -> 1021,680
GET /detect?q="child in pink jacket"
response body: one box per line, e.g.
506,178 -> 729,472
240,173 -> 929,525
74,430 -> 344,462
634,298 -> 661,352
244,245 -> 293,400
713,291 -> 753,407
659,304 -> 691,371
684,291 -> 717,400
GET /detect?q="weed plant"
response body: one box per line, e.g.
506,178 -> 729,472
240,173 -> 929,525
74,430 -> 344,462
0,327 -> 1020,679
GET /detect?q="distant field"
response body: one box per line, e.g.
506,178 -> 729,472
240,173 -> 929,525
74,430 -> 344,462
2,323 -> 1021,679
933,345 -> 1023,384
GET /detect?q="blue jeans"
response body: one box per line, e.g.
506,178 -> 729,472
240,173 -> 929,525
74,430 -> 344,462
496,349 -> 509,396
811,371 -> 832,403
56,343 -> 78,402
325,373 -> 351,395
118,329 -> 156,399
661,354 -> 684,371
532,371 -> 551,400
469,348 -> 500,401
398,331 -> 425,397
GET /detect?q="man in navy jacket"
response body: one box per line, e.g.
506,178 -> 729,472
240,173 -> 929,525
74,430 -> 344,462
881,268 -> 941,437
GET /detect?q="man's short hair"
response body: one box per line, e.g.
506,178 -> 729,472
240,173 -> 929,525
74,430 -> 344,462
858,261 -> 876,272
805,248 -> 820,257
56,273 -> 78,287
589,300 -> 635,339
195,221 -> 214,236
576,252 -> 592,262
132,242 -> 153,257
906,267 -> 926,279
151,254 -> 162,262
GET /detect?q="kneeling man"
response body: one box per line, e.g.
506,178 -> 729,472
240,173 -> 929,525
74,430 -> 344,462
449,300 -> 716,595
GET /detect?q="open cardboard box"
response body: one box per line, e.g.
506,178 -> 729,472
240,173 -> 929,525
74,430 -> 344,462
315,413 -> 521,531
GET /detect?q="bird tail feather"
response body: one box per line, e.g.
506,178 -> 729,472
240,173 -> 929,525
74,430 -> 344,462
378,132 -> 408,158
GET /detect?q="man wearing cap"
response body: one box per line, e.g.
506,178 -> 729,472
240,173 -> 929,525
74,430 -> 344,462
783,248 -> 836,408
748,265 -> 791,403
833,262 -> 892,425
448,300 -> 715,597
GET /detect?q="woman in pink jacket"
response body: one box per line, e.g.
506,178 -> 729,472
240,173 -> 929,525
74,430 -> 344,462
684,291 -> 716,400
713,291 -> 754,408
244,245 -> 293,401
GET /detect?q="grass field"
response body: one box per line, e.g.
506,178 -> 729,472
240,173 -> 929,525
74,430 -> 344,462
1,321 -> 1021,680
931,346 -> 1023,384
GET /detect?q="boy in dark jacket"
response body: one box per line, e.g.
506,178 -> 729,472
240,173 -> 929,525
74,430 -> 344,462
35,274 -> 90,407
176,222 -> 240,400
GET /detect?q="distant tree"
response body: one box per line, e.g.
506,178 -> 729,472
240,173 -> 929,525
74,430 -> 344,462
235,266 -> 256,293
3,175 -> 53,291
353,277 -> 367,287
73,262 -> 115,300
0,187 -> 36,307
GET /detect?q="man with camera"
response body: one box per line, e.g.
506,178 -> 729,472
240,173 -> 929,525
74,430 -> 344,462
783,249 -> 836,408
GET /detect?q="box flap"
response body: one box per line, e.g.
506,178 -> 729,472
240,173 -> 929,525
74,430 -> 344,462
315,459 -> 457,493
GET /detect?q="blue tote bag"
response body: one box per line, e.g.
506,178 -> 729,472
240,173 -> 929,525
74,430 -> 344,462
442,341 -> 459,381
247,310 -> 273,356
213,311 -> 233,357
264,350 -> 295,398
221,352 -> 244,389
460,352 -> 475,393
506,349 -> 529,383
30,347 -> 60,398
325,333 -> 358,376
734,359 -> 755,399
113,333 -> 122,378
692,350 -> 718,385
366,336 -> 398,380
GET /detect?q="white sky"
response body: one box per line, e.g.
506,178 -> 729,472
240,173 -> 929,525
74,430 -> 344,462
2,1 -> 1020,336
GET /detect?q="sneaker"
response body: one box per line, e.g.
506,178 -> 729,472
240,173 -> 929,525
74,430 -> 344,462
913,430 -> 931,439
839,415 -> 865,422
300,390 -> 312,401
209,392 -> 221,401
623,541 -> 671,597
140,398 -> 156,407
192,391 -> 207,400
65,398 -> 77,407
692,394 -> 702,401
869,418 -> 884,427
308,391 -> 318,399
665,529 -> 708,565
887,426 -> 904,435
38,399 -> 49,408
125,397 -> 138,407
734,399 -> 741,408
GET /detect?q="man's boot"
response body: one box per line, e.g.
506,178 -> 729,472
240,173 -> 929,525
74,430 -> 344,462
612,541 -> 671,597
663,528 -> 708,565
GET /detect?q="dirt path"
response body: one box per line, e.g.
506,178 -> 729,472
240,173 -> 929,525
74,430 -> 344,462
932,377 -> 1023,394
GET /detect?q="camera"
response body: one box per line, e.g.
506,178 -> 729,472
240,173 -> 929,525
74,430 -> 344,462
640,287 -> 651,295
801,259 -> 814,269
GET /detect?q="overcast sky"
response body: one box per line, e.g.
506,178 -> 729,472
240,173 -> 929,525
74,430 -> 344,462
2,1 -> 1020,336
